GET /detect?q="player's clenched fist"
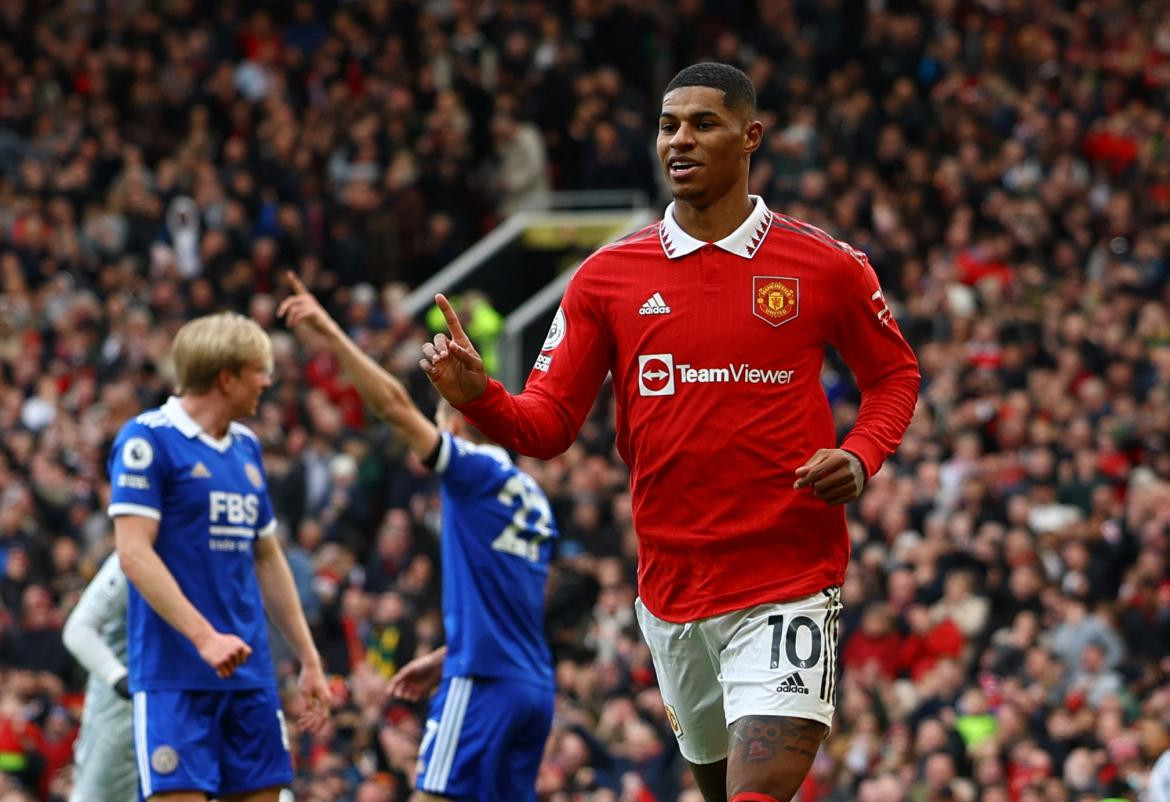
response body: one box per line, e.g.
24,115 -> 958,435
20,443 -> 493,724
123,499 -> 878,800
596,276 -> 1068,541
793,448 -> 866,506
196,630 -> 253,678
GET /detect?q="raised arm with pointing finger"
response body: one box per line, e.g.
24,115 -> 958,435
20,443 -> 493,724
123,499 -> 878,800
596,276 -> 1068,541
281,272 -> 560,802
279,272 -> 439,459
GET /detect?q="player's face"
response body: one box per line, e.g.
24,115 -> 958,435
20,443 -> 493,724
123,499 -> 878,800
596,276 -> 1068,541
223,360 -> 272,418
657,86 -> 759,207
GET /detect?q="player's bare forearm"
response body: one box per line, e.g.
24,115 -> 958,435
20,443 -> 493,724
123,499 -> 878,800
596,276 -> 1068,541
387,646 -> 447,702
115,516 -> 217,648
280,271 -> 439,458
416,645 -> 446,671
323,325 -> 439,458
253,536 -> 323,670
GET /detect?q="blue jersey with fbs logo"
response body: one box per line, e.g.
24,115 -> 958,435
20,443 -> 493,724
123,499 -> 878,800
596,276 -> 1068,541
107,397 -> 277,692
433,432 -> 557,688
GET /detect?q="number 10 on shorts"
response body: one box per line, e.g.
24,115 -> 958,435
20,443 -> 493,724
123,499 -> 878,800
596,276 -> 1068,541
767,615 -> 822,670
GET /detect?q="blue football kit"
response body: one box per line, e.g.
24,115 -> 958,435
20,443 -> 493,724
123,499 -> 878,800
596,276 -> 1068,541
108,397 -> 292,798
415,432 -> 558,801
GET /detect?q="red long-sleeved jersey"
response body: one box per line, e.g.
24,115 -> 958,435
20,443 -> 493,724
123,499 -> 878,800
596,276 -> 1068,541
458,198 -> 920,622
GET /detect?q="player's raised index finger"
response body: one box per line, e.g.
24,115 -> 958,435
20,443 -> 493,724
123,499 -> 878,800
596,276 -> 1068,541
435,294 -> 469,340
286,270 -> 309,295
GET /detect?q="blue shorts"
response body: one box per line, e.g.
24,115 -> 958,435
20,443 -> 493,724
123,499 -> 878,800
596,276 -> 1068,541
132,687 -> 293,799
416,675 -> 553,801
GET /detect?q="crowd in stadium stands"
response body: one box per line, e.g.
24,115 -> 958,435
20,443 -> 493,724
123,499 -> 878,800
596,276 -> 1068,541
2,0 -> 1170,800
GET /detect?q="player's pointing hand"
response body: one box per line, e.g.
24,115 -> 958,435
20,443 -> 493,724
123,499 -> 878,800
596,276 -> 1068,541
277,271 -> 341,340
420,293 -> 488,404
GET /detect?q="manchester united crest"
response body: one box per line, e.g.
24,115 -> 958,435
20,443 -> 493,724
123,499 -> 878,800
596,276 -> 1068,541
753,276 -> 799,327
663,702 -> 683,737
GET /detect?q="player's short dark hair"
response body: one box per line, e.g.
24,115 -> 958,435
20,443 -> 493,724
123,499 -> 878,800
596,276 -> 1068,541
663,62 -> 756,115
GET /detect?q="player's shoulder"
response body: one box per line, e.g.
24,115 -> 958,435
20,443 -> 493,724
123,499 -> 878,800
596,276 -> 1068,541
767,212 -> 869,269
229,421 -> 262,445
578,221 -> 664,275
112,409 -> 171,469
449,432 -> 513,470
94,551 -> 127,590
120,407 -> 173,438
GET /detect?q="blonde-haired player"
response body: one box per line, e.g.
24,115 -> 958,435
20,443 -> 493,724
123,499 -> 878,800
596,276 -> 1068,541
108,311 -> 329,802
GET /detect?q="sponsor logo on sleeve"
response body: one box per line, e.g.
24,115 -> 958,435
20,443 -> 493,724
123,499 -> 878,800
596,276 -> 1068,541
534,354 -> 552,372
122,437 -> 153,470
871,289 -> 893,327
542,306 -> 566,351
752,276 -> 799,327
117,474 -> 150,490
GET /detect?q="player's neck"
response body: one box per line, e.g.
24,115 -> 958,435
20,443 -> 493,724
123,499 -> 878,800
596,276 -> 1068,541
672,191 -> 755,243
178,394 -> 232,439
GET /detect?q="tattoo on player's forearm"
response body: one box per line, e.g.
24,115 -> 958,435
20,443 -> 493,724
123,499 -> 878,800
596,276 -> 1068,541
730,716 -> 825,765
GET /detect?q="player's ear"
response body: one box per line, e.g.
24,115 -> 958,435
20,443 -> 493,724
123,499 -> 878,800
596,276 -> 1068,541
744,118 -> 764,156
214,366 -> 235,393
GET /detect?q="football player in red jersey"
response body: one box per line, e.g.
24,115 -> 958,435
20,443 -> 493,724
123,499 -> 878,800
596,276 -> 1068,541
421,62 -> 920,802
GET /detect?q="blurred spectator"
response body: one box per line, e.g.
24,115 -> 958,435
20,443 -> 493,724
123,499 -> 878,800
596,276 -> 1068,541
491,110 -> 551,216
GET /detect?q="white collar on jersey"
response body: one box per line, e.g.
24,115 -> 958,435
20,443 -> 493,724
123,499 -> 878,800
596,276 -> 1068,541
658,195 -> 774,260
160,396 -> 234,453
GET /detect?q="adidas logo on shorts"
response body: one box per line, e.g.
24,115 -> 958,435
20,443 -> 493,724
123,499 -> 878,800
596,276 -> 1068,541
775,672 -> 809,695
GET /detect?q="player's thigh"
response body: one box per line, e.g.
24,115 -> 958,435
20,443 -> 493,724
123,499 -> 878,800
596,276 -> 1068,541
635,597 -> 728,765
416,676 -> 480,799
417,676 -> 548,801
71,729 -> 137,802
717,588 -> 842,798
133,689 -> 222,799
726,715 -> 827,800
219,687 -> 294,797
491,681 -> 554,802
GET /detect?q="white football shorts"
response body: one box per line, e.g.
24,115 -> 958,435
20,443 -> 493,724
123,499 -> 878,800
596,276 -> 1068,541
635,587 -> 843,764
71,682 -> 136,802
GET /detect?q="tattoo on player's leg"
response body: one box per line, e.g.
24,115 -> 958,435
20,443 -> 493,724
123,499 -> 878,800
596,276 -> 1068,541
730,716 -> 824,765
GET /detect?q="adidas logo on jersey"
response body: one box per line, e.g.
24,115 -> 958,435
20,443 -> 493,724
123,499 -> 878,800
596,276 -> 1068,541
191,462 -> 212,478
639,292 -> 672,315
775,673 -> 809,695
